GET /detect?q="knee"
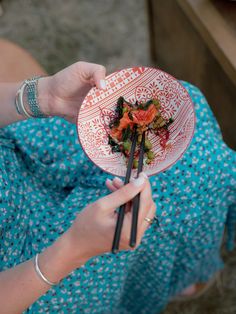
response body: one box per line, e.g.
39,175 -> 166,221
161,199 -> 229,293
0,38 -> 22,54
0,38 -> 46,81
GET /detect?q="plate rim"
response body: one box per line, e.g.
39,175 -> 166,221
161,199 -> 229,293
76,66 -> 196,177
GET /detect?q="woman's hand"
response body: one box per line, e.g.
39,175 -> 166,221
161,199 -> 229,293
0,173 -> 156,313
62,172 -> 156,268
0,61 -> 105,127
38,61 -> 106,123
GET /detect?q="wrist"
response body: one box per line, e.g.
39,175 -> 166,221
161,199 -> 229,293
37,76 -> 54,116
59,230 -> 90,268
38,233 -> 87,284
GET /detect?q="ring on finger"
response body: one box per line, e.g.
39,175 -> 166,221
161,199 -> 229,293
144,217 -> 154,225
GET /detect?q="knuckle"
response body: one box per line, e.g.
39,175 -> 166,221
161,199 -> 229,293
123,186 -> 134,199
152,201 -> 157,211
148,199 -> 155,210
76,61 -> 84,68
145,200 -> 152,212
121,232 -> 130,248
97,64 -> 106,73
123,233 -> 130,245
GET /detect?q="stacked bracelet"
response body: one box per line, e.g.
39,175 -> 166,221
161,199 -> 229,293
15,77 -> 48,119
26,77 -> 47,118
15,83 -> 32,118
34,253 -> 59,286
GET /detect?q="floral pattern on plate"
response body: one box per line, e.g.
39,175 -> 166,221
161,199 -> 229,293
77,67 -> 195,177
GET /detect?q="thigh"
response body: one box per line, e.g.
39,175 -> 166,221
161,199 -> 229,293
0,38 -> 47,82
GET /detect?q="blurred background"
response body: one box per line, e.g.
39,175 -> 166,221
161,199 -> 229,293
0,0 -> 235,313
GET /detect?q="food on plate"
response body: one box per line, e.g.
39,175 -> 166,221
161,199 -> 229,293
108,96 -> 173,168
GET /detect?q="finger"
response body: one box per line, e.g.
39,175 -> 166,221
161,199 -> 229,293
136,178 -> 153,228
112,177 -> 124,189
105,179 -> 117,192
137,202 -> 156,245
87,63 -> 106,90
95,172 -> 147,212
105,177 -> 124,192
93,69 -> 106,90
120,181 -> 154,248
119,210 -> 132,249
120,200 -> 156,250
89,78 -> 96,87
77,61 -> 106,90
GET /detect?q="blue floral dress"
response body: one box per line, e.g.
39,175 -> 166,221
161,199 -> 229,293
0,82 -> 235,314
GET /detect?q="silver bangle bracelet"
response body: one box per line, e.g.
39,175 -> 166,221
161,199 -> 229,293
34,253 -> 59,286
15,82 -> 32,118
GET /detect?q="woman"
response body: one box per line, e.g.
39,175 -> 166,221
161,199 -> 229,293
0,39 -> 235,313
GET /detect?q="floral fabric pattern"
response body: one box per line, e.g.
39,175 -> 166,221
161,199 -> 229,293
0,82 -> 235,313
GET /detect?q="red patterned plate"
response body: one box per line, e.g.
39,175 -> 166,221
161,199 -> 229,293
77,67 -> 195,177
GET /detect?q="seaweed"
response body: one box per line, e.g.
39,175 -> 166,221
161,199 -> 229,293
108,135 -> 117,147
163,117 -> 174,129
108,135 -> 121,153
109,119 -> 120,129
136,99 -> 153,111
128,111 -> 133,120
115,97 -> 124,119
121,124 -> 131,142
112,146 -> 121,153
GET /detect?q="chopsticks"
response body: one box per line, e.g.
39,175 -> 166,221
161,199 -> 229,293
129,131 -> 145,247
111,128 -> 146,253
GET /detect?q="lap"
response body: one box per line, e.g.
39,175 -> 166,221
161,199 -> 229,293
0,81 -> 235,313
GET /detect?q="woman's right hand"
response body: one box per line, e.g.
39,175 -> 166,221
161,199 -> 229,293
62,172 -> 156,268
0,172 -> 156,313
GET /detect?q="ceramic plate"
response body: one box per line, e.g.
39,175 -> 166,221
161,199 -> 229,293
77,67 -> 195,177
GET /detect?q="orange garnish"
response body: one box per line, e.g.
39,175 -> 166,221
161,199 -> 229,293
132,104 -> 157,126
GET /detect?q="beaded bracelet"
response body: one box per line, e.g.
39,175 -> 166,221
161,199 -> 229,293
15,77 -> 48,118
26,77 -> 47,118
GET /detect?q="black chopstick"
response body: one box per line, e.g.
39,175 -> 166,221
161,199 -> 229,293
111,128 -> 138,253
129,131 -> 145,247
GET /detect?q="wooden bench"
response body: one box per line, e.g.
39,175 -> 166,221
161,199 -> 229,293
147,0 -> 236,149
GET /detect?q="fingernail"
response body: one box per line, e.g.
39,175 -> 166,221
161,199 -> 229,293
100,79 -> 106,90
106,178 -> 112,185
113,176 -> 123,184
130,172 -> 147,182
133,175 -> 145,187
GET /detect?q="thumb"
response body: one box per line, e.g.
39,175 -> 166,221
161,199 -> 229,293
79,61 -> 106,90
95,172 -> 147,212
74,61 -> 106,90
92,65 -> 106,90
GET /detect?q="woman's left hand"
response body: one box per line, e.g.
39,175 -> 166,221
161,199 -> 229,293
38,61 -> 106,123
